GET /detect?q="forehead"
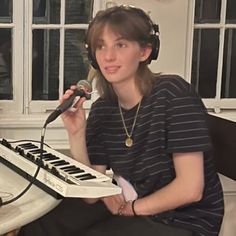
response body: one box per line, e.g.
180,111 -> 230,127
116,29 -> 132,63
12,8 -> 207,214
98,24 -> 122,40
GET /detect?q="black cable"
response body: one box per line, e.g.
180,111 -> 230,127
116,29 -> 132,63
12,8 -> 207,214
0,125 -> 47,207
8,139 -> 51,148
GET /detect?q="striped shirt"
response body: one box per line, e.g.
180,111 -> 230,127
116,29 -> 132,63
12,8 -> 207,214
86,75 -> 224,236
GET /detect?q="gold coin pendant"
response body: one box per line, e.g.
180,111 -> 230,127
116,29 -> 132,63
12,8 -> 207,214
125,137 -> 133,147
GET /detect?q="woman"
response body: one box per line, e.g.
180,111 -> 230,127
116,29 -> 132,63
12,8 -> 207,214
18,5 -> 224,236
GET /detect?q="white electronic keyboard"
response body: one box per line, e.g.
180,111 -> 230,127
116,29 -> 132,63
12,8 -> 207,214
0,139 -> 121,199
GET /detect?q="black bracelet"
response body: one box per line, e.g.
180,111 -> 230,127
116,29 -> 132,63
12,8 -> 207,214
131,200 -> 137,216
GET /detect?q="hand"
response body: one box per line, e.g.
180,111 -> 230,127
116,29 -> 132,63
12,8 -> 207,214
119,201 -> 135,216
101,194 -> 126,215
60,85 -> 87,135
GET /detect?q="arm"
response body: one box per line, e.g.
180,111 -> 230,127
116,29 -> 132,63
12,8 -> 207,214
60,86 -> 104,169
121,151 -> 204,216
60,87 -> 108,203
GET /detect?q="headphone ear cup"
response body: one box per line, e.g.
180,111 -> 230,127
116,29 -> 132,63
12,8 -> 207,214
149,34 -> 160,62
87,46 -> 99,70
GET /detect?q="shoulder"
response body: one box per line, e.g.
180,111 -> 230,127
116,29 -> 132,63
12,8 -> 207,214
155,74 -> 192,93
89,98 -> 116,118
91,97 -> 113,110
153,74 -> 197,99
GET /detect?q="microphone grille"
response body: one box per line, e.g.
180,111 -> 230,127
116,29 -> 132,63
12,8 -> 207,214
77,80 -> 92,93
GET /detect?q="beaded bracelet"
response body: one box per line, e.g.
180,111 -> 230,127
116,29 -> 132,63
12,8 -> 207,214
131,200 -> 137,216
118,203 -> 126,215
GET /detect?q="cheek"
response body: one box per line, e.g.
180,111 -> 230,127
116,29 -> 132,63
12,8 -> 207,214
126,54 -> 141,67
127,50 -> 143,62
95,52 -> 101,64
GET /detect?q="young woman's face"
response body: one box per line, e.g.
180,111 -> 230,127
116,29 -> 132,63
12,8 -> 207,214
95,25 -> 151,86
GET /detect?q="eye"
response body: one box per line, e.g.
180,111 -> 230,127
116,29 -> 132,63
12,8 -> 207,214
116,42 -> 127,48
96,43 -> 106,50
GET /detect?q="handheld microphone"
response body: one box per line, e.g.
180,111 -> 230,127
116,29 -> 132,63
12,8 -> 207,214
44,80 -> 92,126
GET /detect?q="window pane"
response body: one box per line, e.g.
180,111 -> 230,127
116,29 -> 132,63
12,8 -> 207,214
226,0 -> 236,24
191,29 -> 219,98
221,29 -> 236,98
0,0 -> 12,23
32,29 -> 59,100
0,28 -> 12,99
195,0 -> 221,23
64,30 -> 89,91
65,0 -> 94,24
33,0 -> 60,24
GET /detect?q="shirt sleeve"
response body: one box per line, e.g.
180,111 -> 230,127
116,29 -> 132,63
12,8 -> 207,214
166,79 -> 212,153
86,104 -> 109,166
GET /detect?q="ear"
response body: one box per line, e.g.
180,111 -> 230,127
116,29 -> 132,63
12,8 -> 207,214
139,46 -> 152,62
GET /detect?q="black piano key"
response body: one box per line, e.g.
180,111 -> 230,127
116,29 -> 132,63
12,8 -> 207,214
18,143 -> 37,149
54,162 -> 70,167
50,167 -> 75,183
44,164 -> 51,171
51,167 -> 60,176
50,160 -> 65,165
35,158 -> 44,167
41,153 -> 53,158
26,152 -> 35,161
69,166 -> 81,171
66,179 -> 76,184
18,149 -> 26,157
51,160 -> 69,167
15,146 -> 23,152
42,152 -> 55,158
75,173 -> 92,179
30,149 -> 47,154
1,139 -> 13,149
39,153 -> 59,161
66,168 -> 85,174
80,175 -> 97,181
43,155 -> 60,161
60,165 -> 77,171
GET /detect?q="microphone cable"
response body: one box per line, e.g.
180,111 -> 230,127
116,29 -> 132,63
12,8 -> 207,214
0,124 -> 47,207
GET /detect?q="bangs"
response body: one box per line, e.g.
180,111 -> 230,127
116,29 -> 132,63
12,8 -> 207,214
88,10 -> 150,51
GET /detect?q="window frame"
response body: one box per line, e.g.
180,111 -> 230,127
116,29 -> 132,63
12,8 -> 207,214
186,0 -> 236,114
0,0 -> 24,114
27,0 -> 96,114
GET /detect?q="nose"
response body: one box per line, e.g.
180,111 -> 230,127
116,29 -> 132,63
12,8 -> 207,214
104,47 -> 116,61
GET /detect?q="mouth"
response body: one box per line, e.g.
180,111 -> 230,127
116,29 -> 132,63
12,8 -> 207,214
104,66 -> 120,74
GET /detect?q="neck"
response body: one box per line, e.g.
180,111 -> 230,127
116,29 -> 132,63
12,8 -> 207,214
113,81 -> 142,110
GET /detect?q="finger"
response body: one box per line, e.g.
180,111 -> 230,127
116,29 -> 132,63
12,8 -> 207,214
59,89 -> 74,104
70,85 -> 78,90
75,97 -> 86,108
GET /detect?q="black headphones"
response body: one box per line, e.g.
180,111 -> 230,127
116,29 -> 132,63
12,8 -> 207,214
86,5 -> 160,70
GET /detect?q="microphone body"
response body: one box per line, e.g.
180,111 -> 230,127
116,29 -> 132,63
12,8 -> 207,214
45,80 -> 92,126
56,89 -> 90,114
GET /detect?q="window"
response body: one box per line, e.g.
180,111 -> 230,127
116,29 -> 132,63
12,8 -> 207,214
191,0 -> 236,112
0,0 -> 15,108
0,0 -> 100,116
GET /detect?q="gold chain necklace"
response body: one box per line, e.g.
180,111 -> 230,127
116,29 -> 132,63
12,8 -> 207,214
118,101 -> 141,147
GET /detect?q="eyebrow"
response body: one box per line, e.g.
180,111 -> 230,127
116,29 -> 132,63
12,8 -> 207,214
97,36 -> 126,43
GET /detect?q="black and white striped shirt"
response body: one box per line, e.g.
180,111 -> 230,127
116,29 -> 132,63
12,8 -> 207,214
86,75 -> 224,236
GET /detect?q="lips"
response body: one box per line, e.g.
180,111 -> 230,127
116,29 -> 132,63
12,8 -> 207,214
104,66 -> 120,74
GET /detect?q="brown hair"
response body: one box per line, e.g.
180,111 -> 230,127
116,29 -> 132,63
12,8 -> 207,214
86,5 -> 159,100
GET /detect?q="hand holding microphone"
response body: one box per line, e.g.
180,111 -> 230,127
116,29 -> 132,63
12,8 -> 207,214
44,80 -> 92,126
